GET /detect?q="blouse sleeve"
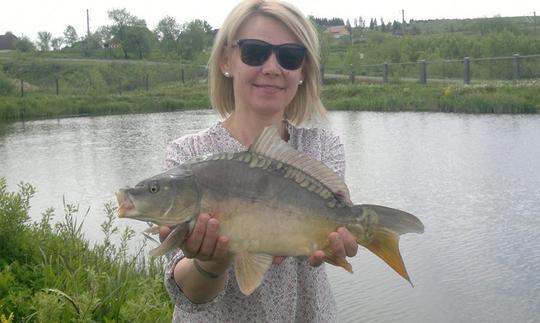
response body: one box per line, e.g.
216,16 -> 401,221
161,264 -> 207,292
164,135 -> 196,170
320,129 -> 346,178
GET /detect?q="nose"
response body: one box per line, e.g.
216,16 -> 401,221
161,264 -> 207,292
261,51 -> 281,76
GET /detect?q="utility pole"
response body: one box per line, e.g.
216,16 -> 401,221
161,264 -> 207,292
87,9 -> 90,37
401,9 -> 405,35
535,11 -> 537,35
85,9 -> 90,55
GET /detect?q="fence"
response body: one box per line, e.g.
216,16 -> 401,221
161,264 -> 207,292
1,59 -> 208,97
3,54 -> 540,97
323,54 -> 540,84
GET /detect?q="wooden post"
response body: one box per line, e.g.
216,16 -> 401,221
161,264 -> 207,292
145,74 -> 149,91
56,77 -> 59,96
419,60 -> 427,84
20,79 -> 24,97
320,65 -> 325,84
349,64 -> 355,84
512,54 -> 520,80
383,63 -> 389,83
181,68 -> 185,84
463,57 -> 471,84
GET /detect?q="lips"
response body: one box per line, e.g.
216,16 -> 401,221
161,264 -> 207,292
115,191 -> 134,217
254,84 -> 285,90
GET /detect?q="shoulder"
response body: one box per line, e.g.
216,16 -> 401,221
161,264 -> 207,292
165,123 -> 221,168
288,123 -> 345,176
289,123 -> 343,156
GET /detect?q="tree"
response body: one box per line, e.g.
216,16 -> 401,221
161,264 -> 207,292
51,37 -> 64,51
37,31 -> 52,51
15,36 -> 35,52
123,26 -> 156,59
155,16 -> 181,55
63,25 -> 79,47
107,8 -> 147,58
178,20 -> 211,59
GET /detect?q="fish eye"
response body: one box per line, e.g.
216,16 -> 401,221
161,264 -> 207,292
149,181 -> 160,193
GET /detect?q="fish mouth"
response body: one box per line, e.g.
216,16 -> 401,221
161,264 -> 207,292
115,190 -> 134,217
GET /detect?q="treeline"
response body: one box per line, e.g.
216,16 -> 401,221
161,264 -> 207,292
319,17 -> 540,73
12,8 -> 214,62
9,11 -> 539,64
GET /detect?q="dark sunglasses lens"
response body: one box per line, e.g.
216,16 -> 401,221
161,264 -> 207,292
277,45 -> 305,70
240,42 -> 272,66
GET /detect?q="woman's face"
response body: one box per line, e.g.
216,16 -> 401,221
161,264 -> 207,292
222,15 -> 305,118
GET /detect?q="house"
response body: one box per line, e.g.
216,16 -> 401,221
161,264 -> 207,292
0,32 -> 18,51
324,26 -> 350,38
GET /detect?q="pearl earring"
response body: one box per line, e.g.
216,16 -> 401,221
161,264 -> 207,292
298,79 -> 303,85
224,72 -> 231,78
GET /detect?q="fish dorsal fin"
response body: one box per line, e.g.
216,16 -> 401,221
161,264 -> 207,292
250,127 -> 351,205
234,252 -> 273,296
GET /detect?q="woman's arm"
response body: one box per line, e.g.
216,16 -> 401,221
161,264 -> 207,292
161,214 -> 232,304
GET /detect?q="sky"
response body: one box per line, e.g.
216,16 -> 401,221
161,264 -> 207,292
1,0 -> 538,40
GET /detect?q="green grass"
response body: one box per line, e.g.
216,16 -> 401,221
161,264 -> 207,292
0,79 -> 538,122
0,178 -> 172,322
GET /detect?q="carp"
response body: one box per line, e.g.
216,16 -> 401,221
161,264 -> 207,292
116,127 -> 424,295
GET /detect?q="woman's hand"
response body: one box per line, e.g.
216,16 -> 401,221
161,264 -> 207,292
160,213 -> 230,264
308,226 -> 358,267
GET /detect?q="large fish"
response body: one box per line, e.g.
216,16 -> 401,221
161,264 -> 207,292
116,127 -> 424,295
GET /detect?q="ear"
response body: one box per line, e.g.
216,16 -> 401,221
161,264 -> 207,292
220,47 -> 232,76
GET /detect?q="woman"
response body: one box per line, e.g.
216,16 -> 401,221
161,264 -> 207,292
161,0 -> 358,321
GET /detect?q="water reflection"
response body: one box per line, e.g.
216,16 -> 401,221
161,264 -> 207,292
1,111 -> 539,322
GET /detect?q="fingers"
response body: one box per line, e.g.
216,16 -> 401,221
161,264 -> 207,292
273,256 -> 286,265
182,213 -> 229,261
337,227 -> 358,257
198,218 -> 220,260
309,227 -> 358,268
159,226 -> 172,243
308,250 -> 325,267
328,231 -> 346,258
183,213 -> 210,257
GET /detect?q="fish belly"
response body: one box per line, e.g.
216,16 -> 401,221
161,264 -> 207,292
201,195 -> 339,256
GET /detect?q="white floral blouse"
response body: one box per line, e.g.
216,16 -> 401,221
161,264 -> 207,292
164,121 -> 345,322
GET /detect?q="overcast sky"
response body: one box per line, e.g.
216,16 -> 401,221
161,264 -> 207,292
2,0 -> 538,40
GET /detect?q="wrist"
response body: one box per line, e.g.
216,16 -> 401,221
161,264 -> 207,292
193,259 -> 221,279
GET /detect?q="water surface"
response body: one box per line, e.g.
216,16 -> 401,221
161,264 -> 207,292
1,111 -> 539,322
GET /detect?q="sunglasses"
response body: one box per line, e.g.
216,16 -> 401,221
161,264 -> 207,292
234,39 -> 307,70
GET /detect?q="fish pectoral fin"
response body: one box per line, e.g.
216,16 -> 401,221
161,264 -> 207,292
144,225 -> 160,235
323,248 -> 353,273
149,222 -> 190,257
234,252 -> 273,296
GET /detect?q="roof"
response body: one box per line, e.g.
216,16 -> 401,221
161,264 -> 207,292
324,26 -> 350,36
0,33 -> 18,50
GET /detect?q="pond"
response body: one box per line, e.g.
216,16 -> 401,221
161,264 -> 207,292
1,110 -> 539,322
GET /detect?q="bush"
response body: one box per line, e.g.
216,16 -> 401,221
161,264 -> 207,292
0,178 -> 172,321
0,68 -> 16,96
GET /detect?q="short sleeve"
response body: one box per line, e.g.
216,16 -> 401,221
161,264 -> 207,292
165,135 -> 197,170
320,130 -> 346,178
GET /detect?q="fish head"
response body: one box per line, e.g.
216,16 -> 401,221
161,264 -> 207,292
116,166 -> 200,226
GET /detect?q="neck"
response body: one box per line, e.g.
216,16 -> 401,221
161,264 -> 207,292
223,112 -> 287,146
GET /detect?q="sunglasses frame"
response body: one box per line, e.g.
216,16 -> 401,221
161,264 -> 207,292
233,39 -> 307,70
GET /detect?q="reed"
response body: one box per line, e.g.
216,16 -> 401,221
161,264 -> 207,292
0,178 -> 172,322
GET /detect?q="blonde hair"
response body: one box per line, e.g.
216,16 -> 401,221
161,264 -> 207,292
208,0 -> 326,125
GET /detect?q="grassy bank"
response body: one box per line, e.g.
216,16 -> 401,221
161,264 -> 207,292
0,81 -> 538,122
0,178 -> 172,322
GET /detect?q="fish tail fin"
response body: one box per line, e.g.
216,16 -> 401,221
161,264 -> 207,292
349,204 -> 424,285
